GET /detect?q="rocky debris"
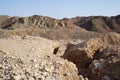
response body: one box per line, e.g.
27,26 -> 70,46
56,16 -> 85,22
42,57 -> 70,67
63,32 -> 120,80
89,46 -> 120,80
0,51 -> 79,80
0,35 -> 59,62
0,36 -> 80,80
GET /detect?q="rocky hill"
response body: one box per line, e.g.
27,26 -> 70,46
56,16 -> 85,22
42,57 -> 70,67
68,15 -> 120,33
0,15 -> 66,30
0,15 -> 120,33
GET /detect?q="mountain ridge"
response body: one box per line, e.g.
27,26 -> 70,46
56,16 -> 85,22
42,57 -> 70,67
0,14 -> 120,33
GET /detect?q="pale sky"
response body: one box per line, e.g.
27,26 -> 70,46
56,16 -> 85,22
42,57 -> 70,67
0,0 -> 120,19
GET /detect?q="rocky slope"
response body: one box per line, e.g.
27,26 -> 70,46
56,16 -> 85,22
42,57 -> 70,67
0,36 -> 80,80
0,52 -> 80,80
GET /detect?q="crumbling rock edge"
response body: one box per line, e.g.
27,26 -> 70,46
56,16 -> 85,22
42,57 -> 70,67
63,32 -> 120,80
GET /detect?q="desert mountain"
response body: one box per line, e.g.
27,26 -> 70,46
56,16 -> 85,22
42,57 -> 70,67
0,15 -> 66,29
0,15 -> 120,33
65,15 -> 120,33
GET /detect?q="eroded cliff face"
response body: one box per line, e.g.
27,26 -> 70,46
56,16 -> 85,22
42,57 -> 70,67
63,32 -> 120,80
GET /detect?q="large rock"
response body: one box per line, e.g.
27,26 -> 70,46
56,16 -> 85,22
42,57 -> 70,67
63,32 -> 120,80
63,42 -> 91,77
89,46 -> 120,80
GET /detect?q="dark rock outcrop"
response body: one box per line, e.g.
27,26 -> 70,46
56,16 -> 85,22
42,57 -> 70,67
63,32 -> 120,80
89,46 -> 120,80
